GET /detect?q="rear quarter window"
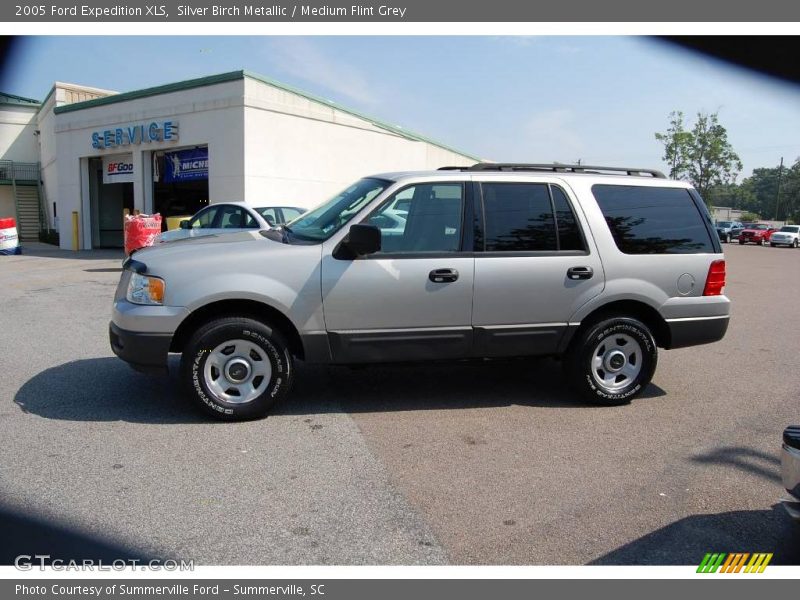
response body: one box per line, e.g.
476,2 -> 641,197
592,185 -> 714,254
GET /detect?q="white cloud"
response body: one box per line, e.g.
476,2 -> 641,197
262,38 -> 378,106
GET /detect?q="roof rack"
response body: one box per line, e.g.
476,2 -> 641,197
438,163 -> 666,179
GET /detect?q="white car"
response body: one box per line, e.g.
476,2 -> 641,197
770,225 -> 800,248
158,202 -> 306,243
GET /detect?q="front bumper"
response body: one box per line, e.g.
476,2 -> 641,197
109,321 -> 172,374
770,237 -> 795,245
781,426 -> 800,520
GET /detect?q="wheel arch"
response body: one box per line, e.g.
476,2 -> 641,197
170,298 -> 305,360
565,299 -> 671,351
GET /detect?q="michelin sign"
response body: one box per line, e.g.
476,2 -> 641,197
164,147 -> 208,182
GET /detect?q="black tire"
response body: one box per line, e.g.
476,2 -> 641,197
180,317 -> 293,420
771,243 -> 776,248
565,317 -> 658,406
739,239 -> 745,245
794,239 -> 799,248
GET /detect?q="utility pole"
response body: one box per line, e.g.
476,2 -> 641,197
774,156 -> 784,221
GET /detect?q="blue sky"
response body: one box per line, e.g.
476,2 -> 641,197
4,36 -> 800,178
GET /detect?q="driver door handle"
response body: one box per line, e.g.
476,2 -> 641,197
567,266 -> 593,280
429,268 -> 459,283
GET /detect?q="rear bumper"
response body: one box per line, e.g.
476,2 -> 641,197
109,321 -> 171,374
665,315 -> 729,349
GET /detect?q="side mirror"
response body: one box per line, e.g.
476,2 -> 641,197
179,220 -> 190,229
334,224 -> 381,259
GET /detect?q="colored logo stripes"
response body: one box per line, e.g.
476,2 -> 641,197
697,552 -> 773,573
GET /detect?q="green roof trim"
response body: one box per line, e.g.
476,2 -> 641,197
52,69 -> 479,161
53,71 -> 244,115
0,91 -> 41,107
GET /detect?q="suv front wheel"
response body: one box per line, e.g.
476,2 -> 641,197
181,317 -> 294,420
566,317 -> 658,406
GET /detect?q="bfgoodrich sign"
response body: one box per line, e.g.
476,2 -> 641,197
91,121 -> 179,149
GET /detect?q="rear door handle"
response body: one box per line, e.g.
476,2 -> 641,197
429,268 -> 459,283
567,266 -> 593,280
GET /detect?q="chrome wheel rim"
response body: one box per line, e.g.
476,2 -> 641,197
203,339 -> 272,404
590,333 -> 642,393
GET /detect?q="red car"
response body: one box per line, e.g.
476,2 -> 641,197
738,223 -> 776,245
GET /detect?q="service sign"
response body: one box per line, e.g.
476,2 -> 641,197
102,154 -> 135,184
164,147 -> 208,182
91,120 -> 178,150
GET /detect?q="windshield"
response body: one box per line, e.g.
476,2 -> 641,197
780,226 -> 799,233
716,221 -> 732,227
283,178 -> 391,241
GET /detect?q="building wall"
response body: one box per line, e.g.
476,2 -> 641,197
242,77 -> 474,208
52,78 -> 246,249
0,104 -> 39,163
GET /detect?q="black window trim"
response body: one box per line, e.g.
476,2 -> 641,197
688,189 -> 723,254
474,181 -> 590,256
357,180 -> 471,260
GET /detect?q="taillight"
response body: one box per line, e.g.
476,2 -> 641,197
703,259 -> 726,296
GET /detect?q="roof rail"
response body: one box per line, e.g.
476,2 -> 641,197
438,163 -> 666,179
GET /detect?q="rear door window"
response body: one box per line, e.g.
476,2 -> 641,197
480,182 -> 586,252
217,206 -> 248,229
592,185 -> 714,254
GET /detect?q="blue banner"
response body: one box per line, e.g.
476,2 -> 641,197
164,147 -> 208,182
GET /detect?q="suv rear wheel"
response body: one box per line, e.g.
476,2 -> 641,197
181,317 -> 293,420
566,317 -> 658,406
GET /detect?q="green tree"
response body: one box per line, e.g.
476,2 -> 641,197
654,111 -> 692,180
655,111 -> 743,202
780,158 -> 800,223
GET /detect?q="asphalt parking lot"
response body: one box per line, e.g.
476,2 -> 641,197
1,242 -> 798,565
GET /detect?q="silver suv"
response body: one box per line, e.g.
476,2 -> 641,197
110,164 -> 730,420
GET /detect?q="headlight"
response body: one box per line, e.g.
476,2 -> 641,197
126,273 -> 165,305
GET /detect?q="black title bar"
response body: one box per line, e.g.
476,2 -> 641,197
5,0 -> 800,21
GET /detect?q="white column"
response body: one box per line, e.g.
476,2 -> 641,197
79,156 -> 91,250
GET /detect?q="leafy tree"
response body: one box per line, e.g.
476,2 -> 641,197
655,111 -> 743,202
780,158 -> 800,223
654,111 -> 692,180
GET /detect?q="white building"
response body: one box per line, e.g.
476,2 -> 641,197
0,70 -> 478,250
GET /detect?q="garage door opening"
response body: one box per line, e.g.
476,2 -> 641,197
88,156 -> 134,249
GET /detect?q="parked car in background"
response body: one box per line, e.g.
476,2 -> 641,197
158,202 -> 306,243
781,425 -> 800,521
770,225 -> 800,248
715,220 -> 744,243
738,223 -> 776,245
